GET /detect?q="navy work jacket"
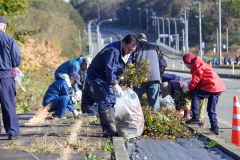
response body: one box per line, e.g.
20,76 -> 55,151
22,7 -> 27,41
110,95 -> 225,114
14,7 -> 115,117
42,80 -> 72,106
0,30 -> 21,78
87,41 -> 125,85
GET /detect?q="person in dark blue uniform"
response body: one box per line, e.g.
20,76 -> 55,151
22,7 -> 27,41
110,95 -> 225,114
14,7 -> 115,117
42,73 -> 82,119
87,34 -> 138,137
0,16 -> 22,140
54,56 -> 87,100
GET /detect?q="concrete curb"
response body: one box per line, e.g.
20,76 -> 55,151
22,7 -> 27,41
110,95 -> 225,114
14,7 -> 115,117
166,69 -> 240,79
188,125 -> 240,160
113,137 -> 130,160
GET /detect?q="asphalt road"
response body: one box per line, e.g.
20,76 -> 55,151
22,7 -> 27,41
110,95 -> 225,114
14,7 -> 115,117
98,27 -> 238,141
166,58 -> 240,75
166,71 -> 237,141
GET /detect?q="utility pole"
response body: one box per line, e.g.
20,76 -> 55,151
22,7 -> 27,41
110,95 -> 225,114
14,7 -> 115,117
199,2 -> 203,59
145,8 -> 149,32
184,7 -> 189,53
126,7 -> 131,26
88,19 -> 97,57
182,29 -> 185,53
159,17 -> 165,44
137,8 -> 142,28
219,0 -> 222,65
226,27 -> 229,54
217,28 -> 219,55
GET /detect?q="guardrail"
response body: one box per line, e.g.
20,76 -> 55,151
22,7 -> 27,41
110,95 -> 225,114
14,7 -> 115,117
155,40 -> 183,59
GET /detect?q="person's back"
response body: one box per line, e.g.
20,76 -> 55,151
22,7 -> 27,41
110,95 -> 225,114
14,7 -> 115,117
42,73 -> 82,119
87,41 -> 124,84
0,16 -> 21,140
134,40 -> 161,82
55,56 -> 85,78
183,53 -> 225,134
189,56 -> 225,93
42,79 -> 71,106
129,33 -> 165,111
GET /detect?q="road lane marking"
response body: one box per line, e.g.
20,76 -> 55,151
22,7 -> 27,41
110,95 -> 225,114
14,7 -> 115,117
218,118 -> 232,127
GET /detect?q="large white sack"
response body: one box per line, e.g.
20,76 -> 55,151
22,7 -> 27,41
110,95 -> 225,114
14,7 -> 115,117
115,88 -> 144,139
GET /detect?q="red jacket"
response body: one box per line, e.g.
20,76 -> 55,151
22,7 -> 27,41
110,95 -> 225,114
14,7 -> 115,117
189,57 -> 226,93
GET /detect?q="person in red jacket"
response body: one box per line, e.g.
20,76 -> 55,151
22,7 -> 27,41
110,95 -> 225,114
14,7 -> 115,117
182,53 -> 226,135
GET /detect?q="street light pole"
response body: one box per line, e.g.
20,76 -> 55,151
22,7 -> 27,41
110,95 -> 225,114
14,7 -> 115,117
226,27 -> 229,54
184,7 -> 189,53
157,18 -> 160,39
219,0 -> 222,65
88,18 -> 97,57
159,17 -> 165,44
164,18 -> 171,46
97,18 -> 113,51
193,1 -> 203,59
145,8 -> 149,32
126,6 -> 131,26
199,2 -> 203,60
137,8 -> 142,28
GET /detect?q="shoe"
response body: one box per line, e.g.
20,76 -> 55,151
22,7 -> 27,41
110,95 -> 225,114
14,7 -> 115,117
51,113 -> 66,120
198,119 -> 205,127
210,127 -> 219,135
58,116 -> 67,120
185,118 -> 200,124
8,135 -> 19,140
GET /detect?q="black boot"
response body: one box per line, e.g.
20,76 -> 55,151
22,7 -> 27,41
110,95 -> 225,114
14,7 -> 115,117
99,108 -> 118,137
210,126 -> 219,135
185,115 -> 200,124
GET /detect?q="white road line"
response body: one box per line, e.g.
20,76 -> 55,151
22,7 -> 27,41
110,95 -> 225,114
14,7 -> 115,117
218,118 -> 232,127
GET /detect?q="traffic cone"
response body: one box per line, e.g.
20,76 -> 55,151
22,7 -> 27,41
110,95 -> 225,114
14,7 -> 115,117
232,96 -> 240,146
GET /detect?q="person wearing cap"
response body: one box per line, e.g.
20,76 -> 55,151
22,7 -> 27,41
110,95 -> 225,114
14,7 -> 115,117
42,72 -> 82,119
0,16 -> 21,140
54,55 -> 88,101
128,33 -> 167,112
182,53 -> 226,134
87,34 -> 138,137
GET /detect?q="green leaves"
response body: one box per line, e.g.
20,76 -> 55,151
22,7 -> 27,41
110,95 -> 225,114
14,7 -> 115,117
0,0 -> 28,16
123,60 -> 150,88
143,107 -> 192,139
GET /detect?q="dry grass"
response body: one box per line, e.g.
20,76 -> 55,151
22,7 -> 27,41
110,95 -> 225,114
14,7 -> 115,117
25,105 -> 50,126
0,115 -> 107,160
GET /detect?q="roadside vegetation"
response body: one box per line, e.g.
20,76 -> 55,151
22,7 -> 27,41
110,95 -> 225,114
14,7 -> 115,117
0,0 -> 87,113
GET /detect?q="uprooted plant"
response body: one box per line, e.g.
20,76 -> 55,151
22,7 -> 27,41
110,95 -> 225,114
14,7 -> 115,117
143,107 -> 192,139
122,60 -> 150,88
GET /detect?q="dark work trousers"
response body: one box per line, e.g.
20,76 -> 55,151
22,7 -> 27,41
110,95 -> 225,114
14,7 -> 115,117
89,79 -> 115,112
0,78 -> 20,136
48,95 -> 74,118
81,80 -> 98,116
192,89 -> 220,128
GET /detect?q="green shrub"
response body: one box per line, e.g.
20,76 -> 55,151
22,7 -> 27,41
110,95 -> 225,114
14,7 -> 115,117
143,107 -> 192,139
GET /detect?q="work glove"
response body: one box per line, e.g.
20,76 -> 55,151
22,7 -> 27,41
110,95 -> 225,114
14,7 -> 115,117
71,96 -> 77,104
182,85 -> 189,93
74,90 -> 82,101
113,84 -> 123,97
73,109 -> 82,119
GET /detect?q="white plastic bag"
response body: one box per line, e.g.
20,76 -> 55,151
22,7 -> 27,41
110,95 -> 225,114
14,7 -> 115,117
13,67 -> 26,92
160,95 -> 175,110
114,88 -> 144,139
